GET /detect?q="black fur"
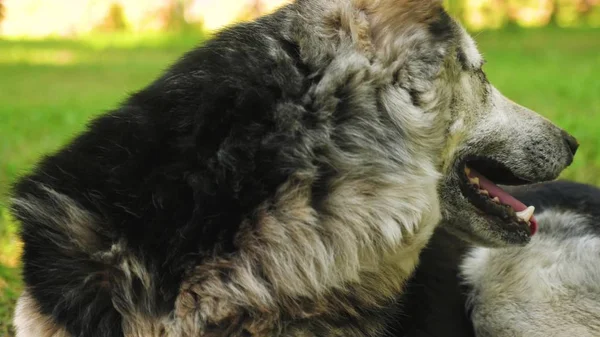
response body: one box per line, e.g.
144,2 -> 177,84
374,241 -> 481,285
388,227 -> 476,337
428,7 -> 455,43
13,14 -> 315,336
456,48 -> 469,71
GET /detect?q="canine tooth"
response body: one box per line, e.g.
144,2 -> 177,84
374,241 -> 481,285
469,177 -> 480,186
479,189 -> 489,196
492,197 -> 500,203
465,167 -> 471,175
516,206 -> 535,222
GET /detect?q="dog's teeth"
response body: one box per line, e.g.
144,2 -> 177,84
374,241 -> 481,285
516,206 -> 535,222
465,167 -> 471,175
479,189 -> 489,196
492,197 -> 500,203
469,177 -> 480,186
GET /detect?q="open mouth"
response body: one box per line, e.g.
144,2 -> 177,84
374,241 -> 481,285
458,158 -> 538,235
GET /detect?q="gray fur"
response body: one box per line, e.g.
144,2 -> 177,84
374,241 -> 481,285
463,209 -> 600,336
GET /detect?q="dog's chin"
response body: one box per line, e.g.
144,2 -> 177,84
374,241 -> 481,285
442,202 -> 533,247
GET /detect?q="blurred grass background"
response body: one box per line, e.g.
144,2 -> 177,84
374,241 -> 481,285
0,0 -> 599,335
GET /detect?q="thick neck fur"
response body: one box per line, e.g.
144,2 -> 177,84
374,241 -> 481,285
12,0 -> 457,336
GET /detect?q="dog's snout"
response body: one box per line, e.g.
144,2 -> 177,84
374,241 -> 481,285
561,130 -> 579,157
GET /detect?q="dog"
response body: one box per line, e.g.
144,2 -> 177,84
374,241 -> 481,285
462,181 -> 600,336
11,0 -> 578,336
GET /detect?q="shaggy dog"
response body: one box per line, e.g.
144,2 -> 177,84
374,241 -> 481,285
12,0 -> 578,336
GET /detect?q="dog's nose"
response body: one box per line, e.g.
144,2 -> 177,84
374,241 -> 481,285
561,130 -> 579,157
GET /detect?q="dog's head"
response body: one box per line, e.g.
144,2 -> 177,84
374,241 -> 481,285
291,0 -> 577,247
428,19 -> 578,247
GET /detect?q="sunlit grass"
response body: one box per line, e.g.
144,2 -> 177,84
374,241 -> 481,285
0,211 -> 21,336
0,48 -> 78,65
0,28 -> 598,335
0,263 -> 21,336
0,210 -> 21,268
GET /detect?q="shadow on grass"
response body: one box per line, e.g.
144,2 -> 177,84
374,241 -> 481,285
0,31 -> 208,51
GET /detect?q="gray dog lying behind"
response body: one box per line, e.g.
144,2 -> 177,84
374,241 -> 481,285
463,181 -> 600,336
398,180 -> 600,337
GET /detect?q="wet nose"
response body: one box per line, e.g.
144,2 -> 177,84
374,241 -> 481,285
561,130 -> 579,157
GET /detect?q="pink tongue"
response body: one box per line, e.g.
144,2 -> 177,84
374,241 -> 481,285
470,169 -> 537,235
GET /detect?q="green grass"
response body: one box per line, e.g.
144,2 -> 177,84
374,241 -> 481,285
0,28 -> 599,335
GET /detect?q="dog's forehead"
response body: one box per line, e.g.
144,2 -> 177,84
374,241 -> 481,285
457,26 -> 484,70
